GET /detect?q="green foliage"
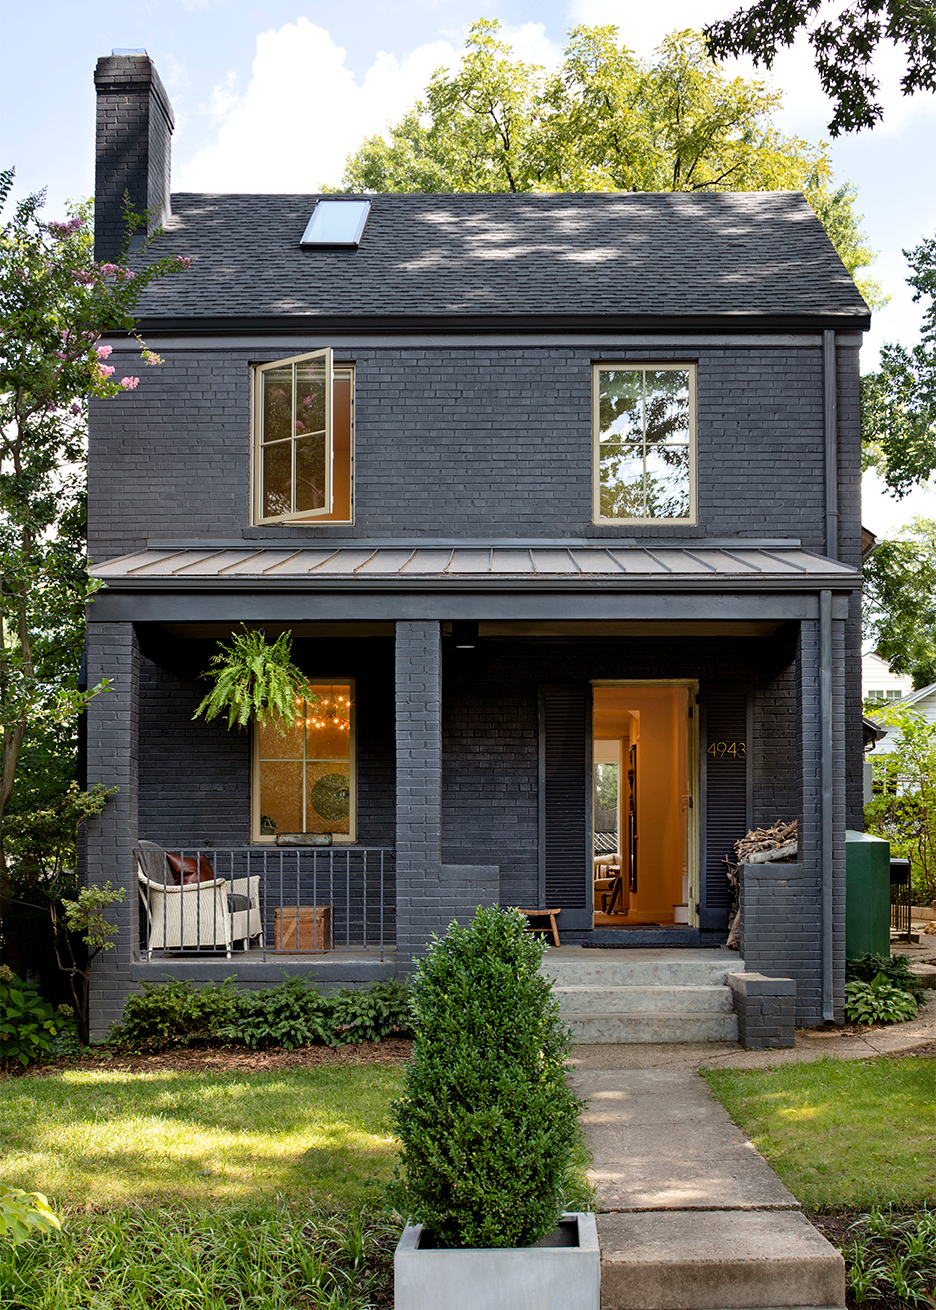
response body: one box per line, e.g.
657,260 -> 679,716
388,905 -> 583,1248
0,1184 -> 60,1247
862,234 -> 936,497
842,1207 -> 936,1308
863,521 -> 936,688
110,976 -> 413,1053
0,964 -> 59,1067
338,22 -> 881,306
704,0 -> 936,137
0,169 -> 188,851
844,973 -> 919,1025
864,702 -> 936,903
193,626 -> 316,733
0,1199 -> 394,1305
846,952 -> 928,1004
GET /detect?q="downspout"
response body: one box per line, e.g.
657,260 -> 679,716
821,329 -> 838,1020
823,330 -> 838,560
820,588 -> 834,1021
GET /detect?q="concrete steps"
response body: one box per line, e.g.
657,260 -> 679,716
541,948 -> 741,1044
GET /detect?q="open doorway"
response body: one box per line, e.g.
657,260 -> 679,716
592,683 -> 697,929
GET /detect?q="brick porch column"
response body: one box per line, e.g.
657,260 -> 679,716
394,620 -> 443,969
85,620 -> 140,1039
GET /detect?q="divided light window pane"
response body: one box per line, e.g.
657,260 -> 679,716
597,366 -> 693,522
257,684 -> 353,839
300,200 -> 371,248
257,349 -> 332,522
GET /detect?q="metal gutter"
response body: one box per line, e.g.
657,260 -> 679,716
823,331 -> 839,560
820,588 -> 835,1021
89,574 -> 859,594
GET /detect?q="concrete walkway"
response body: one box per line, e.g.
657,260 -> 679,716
567,991 -> 935,1310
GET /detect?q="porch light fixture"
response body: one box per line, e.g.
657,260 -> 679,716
452,621 -> 478,649
300,199 -> 371,250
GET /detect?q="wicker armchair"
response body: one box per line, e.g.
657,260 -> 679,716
136,841 -> 261,957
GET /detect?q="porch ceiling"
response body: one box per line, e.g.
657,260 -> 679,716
92,542 -> 858,590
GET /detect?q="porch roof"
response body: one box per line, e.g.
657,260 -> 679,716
92,541 -> 859,590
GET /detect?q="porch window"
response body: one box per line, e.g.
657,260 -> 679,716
253,350 -> 353,524
253,682 -> 355,842
593,363 -> 696,523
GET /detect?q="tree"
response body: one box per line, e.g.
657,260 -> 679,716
338,22 -> 885,307
0,169 -> 189,859
861,232 -> 936,497
704,1 -> 936,137
864,703 -> 936,903
863,517 -> 936,689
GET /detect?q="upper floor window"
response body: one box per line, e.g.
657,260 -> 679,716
253,348 -> 353,524
594,363 -> 696,524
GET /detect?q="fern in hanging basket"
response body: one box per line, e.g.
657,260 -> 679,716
193,627 -> 315,733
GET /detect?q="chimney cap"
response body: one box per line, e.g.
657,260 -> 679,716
111,48 -> 147,55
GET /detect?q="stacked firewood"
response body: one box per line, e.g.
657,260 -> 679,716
724,819 -> 798,949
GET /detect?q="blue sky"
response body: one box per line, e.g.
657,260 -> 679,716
2,0 -> 934,533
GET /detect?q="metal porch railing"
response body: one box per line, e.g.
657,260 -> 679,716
135,845 -> 395,962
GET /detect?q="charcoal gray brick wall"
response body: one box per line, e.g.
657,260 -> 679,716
728,972 -> 796,1049
85,621 -> 141,1039
90,342 -> 830,559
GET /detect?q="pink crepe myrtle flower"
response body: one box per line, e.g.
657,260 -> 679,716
176,256 -> 191,269
120,377 -> 139,390
71,402 -> 82,416
96,344 -> 113,360
96,363 -> 115,380
47,216 -> 84,238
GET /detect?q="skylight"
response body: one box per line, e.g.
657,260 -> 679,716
300,199 -> 371,250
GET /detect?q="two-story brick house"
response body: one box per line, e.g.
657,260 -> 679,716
84,53 -> 867,1040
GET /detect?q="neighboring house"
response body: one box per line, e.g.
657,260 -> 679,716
867,681 -> 936,758
84,53 -> 868,1038
862,649 -> 913,706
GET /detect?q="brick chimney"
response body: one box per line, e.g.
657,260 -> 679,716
94,51 -> 174,262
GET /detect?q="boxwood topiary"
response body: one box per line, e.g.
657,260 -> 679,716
388,905 -> 583,1249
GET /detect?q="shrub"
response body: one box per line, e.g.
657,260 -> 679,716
109,979 -> 239,1052
109,976 -> 413,1052
388,905 -> 583,1249
232,976 -> 334,1050
0,966 -> 59,1068
846,952 -> 927,1004
331,980 -> 412,1044
844,973 -> 919,1025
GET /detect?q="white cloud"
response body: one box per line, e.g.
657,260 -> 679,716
173,19 -> 457,192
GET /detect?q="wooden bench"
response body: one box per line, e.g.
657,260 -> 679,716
516,907 -> 561,948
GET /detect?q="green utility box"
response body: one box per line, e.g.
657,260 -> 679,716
846,830 -> 891,958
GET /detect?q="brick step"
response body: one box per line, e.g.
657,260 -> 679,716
598,1210 -> 846,1310
566,1011 -> 739,1043
554,984 -> 735,1014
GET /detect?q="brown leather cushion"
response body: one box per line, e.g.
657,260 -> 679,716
166,852 -> 216,885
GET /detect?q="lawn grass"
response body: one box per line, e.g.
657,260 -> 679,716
0,1064 -> 405,1210
702,1056 -> 936,1211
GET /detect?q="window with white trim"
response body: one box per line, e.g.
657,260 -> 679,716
253,682 -> 355,843
253,350 -> 353,524
594,363 -> 696,523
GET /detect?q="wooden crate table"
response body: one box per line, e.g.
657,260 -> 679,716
273,905 -> 333,953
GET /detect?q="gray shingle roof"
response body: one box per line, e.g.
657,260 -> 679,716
135,190 -> 870,327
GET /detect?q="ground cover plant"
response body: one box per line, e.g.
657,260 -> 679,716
109,977 -> 412,1053
0,1062 -> 404,1209
702,1056 -> 935,1211
0,1198 -> 397,1309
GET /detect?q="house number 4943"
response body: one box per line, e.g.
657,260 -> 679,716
707,741 -> 746,757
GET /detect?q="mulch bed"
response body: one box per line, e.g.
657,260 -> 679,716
11,1038 -> 414,1078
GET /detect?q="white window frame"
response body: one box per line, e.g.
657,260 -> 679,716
253,347 -> 343,525
251,678 -> 357,844
592,362 -> 697,525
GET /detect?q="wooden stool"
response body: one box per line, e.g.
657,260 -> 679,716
516,907 -> 561,948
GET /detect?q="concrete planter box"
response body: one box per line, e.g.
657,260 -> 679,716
394,1211 -> 600,1310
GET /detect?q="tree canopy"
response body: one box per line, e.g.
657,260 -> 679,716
862,231 -> 936,497
863,517 -> 936,689
704,0 -> 936,136
338,21 -> 884,306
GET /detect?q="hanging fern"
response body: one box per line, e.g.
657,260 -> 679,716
193,628 -> 315,733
